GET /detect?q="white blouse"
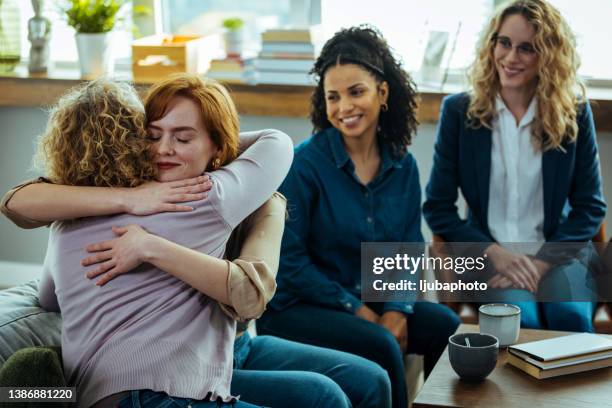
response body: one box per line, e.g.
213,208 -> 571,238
487,96 -> 545,251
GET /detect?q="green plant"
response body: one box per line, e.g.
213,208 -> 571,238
65,0 -> 126,33
222,17 -> 244,31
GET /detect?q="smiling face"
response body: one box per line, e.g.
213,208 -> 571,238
323,63 -> 388,142
147,96 -> 218,182
494,13 -> 539,99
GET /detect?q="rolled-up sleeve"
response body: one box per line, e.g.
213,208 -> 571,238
1,177 -> 52,229
219,192 -> 286,321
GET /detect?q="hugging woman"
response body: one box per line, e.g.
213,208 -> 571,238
3,75 -> 292,407
2,74 -> 392,408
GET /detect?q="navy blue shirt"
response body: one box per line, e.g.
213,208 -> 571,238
271,127 -> 424,315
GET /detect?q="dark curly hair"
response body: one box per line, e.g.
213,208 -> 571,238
310,25 -> 419,158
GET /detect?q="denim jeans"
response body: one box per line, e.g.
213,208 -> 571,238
257,302 -> 461,408
473,260 -> 598,332
118,389 -> 260,408
231,333 -> 391,408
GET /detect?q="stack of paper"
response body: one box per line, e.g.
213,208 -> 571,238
507,333 -> 612,379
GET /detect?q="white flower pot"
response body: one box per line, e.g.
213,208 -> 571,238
75,32 -> 114,78
223,29 -> 245,57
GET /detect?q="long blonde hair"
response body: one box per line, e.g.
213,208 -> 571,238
36,79 -> 157,187
467,0 -> 585,151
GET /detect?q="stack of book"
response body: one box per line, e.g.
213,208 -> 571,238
254,27 -> 320,86
507,332 -> 612,379
206,56 -> 255,84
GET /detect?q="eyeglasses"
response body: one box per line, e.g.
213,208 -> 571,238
492,34 -> 537,57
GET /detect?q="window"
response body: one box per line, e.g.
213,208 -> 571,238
159,0 -> 293,55
549,0 -> 612,81
14,1 -> 612,82
321,0 -> 491,72
320,0 -> 612,83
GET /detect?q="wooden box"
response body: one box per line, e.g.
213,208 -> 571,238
132,34 -> 221,83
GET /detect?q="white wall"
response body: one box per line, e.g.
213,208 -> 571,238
1,107 -> 610,265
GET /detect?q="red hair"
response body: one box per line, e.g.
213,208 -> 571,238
144,73 -> 239,169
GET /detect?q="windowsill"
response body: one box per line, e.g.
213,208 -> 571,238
1,65 -> 612,132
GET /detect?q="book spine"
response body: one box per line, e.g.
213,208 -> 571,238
506,353 -> 543,379
261,42 -> 315,54
256,58 -> 314,72
262,33 -> 312,43
258,52 -> 315,60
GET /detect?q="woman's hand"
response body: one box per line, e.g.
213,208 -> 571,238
379,311 -> 408,352
484,244 -> 540,292
488,257 -> 551,291
82,225 -> 152,286
123,175 -> 212,215
356,304 -> 381,324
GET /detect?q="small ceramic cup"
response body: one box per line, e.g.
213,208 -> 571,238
448,332 -> 499,381
478,303 -> 521,347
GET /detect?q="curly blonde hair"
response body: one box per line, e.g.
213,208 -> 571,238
467,0 -> 585,151
36,79 -> 157,187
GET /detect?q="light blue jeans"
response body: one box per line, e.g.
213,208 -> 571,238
118,389 -> 260,408
231,333 -> 392,408
476,260 -> 598,332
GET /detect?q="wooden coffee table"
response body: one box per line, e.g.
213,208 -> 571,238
413,324 -> 612,408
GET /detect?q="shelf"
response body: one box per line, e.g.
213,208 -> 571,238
1,67 -> 611,131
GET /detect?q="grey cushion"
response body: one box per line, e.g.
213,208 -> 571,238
0,280 -> 61,366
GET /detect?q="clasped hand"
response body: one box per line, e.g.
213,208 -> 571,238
485,244 -> 550,292
356,305 -> 408,352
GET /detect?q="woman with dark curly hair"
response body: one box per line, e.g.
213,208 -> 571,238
257,26 -> 460,408
423,0 -> 605,331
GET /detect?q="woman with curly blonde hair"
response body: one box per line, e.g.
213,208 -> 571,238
36,79 -> 157,188
3,75 -> 391,408
2,75 -> 294,407
423,0 -> 606,332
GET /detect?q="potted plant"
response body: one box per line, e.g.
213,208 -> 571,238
65,0 -> 126,77
222,17 -> 245,57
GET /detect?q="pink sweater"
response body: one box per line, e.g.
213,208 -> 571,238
38,130 -> 293,407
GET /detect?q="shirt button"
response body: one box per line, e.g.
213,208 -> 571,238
364,192 -> 369,198
345,302 -> 352,309
366,217 -> 373,223
355,284 -> 361,291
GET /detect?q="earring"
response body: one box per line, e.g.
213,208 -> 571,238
381,103 -> 388,112
212,157 -> 221,169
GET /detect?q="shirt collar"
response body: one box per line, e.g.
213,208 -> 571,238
328,128 -> 350,168
495,95 -> 538,127
327,127 -> 402,171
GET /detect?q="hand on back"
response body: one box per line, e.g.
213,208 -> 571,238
124,175 -> 212,215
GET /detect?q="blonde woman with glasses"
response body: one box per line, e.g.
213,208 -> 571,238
423,0 -> 606,331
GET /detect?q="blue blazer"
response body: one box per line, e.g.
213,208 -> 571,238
423,92 -> 606,244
